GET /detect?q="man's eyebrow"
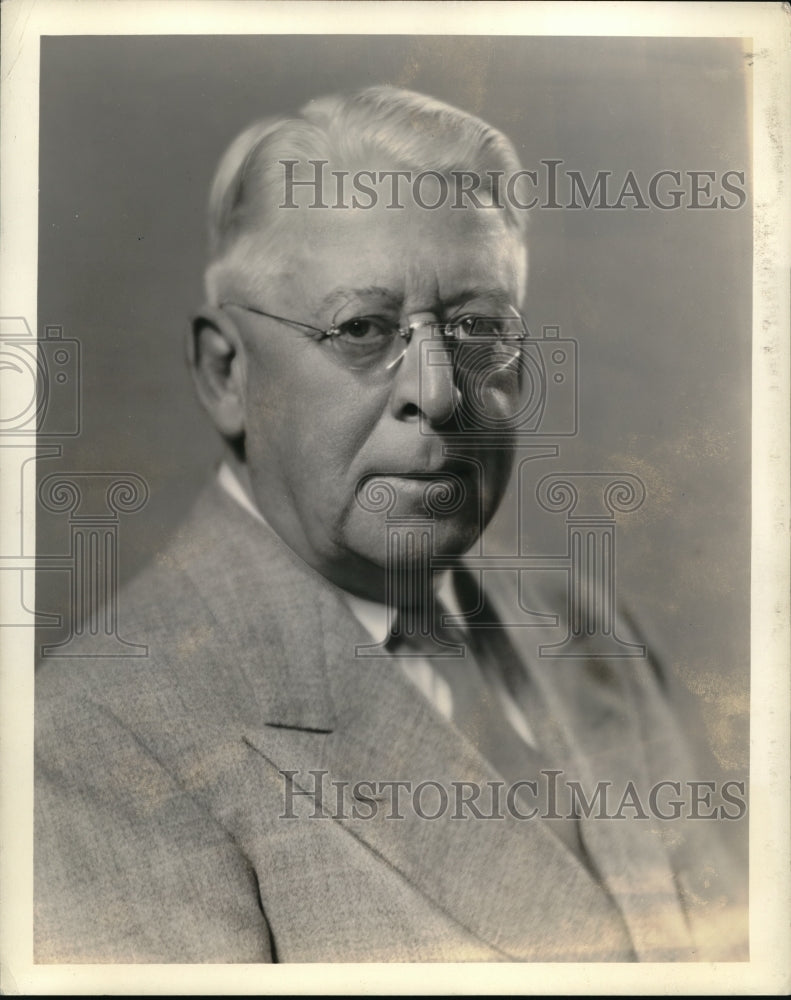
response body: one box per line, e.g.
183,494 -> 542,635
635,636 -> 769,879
442,287 -> 513,310
315,285 -> 514,315
317,286 -> 402,312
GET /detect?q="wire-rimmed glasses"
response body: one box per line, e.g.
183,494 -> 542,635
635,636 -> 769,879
219,301 -> 527,378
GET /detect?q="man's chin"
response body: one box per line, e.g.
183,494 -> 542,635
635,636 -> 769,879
338,508 -> 482,574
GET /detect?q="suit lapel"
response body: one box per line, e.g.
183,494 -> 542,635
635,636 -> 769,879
243,577 -> 634,962
175,481 -> 339,733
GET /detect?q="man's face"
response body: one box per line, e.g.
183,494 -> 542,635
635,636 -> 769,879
229,197 -> 526,598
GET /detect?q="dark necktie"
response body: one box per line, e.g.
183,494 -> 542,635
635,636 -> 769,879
389,601 -> 591,869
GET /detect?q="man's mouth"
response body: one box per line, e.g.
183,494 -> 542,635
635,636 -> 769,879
354,468 -> 478,518
362,459 -> 475,479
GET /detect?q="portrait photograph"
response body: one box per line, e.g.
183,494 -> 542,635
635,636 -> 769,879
0,1 -> 788,995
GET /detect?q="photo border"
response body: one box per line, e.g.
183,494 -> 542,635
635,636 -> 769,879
1,1 -> 788,994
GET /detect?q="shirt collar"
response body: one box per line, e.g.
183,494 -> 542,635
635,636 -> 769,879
216,461 -> 266,525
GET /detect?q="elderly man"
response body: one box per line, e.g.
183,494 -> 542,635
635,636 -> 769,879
35,87 -> 746,963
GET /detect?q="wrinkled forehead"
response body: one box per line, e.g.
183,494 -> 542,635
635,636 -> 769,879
246,197 -> 528,316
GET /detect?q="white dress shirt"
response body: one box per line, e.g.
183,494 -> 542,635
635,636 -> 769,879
217,462 -> 536,747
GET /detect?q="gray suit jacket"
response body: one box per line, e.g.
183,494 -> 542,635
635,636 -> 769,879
35,481 -> 747,963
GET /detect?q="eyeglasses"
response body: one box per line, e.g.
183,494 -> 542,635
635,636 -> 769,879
220,301 -> 527,378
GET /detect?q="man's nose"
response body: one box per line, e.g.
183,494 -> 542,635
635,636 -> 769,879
388,316 -> 461,427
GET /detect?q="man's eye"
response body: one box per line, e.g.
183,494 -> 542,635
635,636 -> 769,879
452,315 -> 506,338
333,317 -> 393,344
450,315 -> 525,340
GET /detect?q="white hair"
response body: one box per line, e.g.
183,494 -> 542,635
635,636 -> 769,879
204,86 -> 527,305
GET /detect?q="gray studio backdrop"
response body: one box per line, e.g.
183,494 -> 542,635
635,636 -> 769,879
36,36 -> 750,794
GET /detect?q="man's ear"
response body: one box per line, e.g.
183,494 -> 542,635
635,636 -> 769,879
187,306 -> 247,439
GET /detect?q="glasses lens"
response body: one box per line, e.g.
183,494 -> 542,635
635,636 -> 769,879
458,315 -> 526,340
450,315 -> 524,380
330,313 -> 526,378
